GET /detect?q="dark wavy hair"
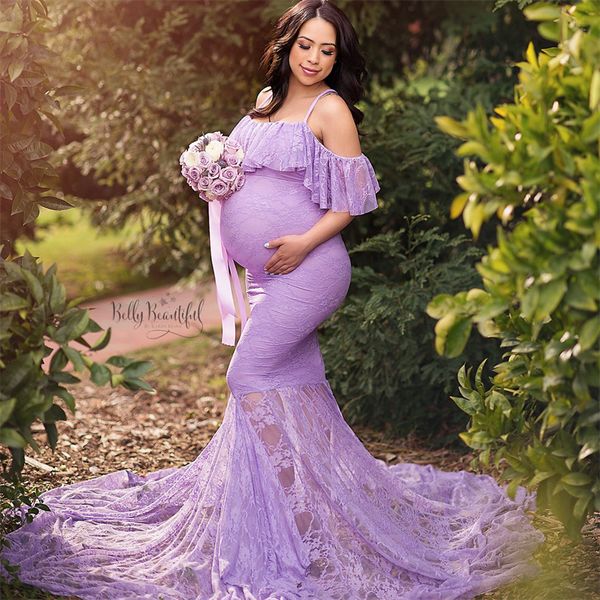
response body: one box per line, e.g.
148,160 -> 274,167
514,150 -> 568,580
246,0 -> 369,135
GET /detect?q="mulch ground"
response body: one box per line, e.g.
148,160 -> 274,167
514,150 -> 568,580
2,331 -> 599,600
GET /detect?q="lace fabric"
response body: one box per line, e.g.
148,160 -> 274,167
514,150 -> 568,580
1,381 -> 544,600
230,116 -> 380,216
203,100 -> 381,345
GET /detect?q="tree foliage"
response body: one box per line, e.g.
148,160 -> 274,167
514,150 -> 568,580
1,0 -> 157,474
321,215 -> 502,443
428,0 -> 600,538
35,0 -> 281,279
0,0 -> 75,257
2,1 -> 538,276
0,249 -> 157,476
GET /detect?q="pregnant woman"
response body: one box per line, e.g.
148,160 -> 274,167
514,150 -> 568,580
1,1 -> 545,599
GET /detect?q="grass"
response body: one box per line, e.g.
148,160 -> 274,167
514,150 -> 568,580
14,205 -> 179,303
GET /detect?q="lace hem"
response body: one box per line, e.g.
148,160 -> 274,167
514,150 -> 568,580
1,380 -> 544,600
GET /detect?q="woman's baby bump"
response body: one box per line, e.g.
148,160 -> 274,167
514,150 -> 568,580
220,169 -> 324,272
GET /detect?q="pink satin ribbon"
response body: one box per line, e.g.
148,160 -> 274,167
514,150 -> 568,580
207,200 -> 248,346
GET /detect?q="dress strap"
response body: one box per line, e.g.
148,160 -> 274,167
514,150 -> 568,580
303,88 -> 338,123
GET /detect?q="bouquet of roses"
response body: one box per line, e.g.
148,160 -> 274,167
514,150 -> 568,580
179,131 -> 246,202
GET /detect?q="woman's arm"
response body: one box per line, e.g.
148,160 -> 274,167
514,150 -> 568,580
299,210 -> 354,252
264,97 -> 362,275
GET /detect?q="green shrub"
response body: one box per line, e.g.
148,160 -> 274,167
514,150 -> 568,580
322,215 -> 502,444
428,0 -> 599,538
0,0 -> 75,257
0,0 -> 156,478
0,249 -> 157,583
1,4 -> 158,582
0,249 -> 156,476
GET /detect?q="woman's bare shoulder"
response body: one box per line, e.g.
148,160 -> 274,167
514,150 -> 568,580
317,91 -> 353,124
255,86 -> 273,108
314,93 -> 362,158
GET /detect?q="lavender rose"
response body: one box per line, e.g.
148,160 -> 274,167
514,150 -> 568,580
220,166 -> 238,184
234,172 -> 246,191
206,162 -> 221,179
198,176 -> 211,191
196,151 -> 212,169
209,178 -> 229,197
224,139 -> 238,152
224,152 -> 241,167
187,166 -> 201,182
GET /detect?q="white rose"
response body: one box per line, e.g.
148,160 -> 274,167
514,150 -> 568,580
236,147 -> 244,160
205,140 -> 224,162
183,150 -> 201,167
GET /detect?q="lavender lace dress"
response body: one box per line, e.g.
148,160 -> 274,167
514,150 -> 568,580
0,89 -> 545,600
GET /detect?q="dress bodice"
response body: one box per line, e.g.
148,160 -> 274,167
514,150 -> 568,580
207,88 -> 382,347
228,88 -> 380,216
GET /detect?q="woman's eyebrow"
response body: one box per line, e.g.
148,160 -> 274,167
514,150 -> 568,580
297,35 -> 336,47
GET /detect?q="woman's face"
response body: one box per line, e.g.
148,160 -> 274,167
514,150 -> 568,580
288,17 -> 337,86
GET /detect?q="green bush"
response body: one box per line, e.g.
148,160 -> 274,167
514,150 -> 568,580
0,248 -> 158,584
0,249 -> 156,476
427,0 -> 599,538
321,215 -> 502,443
0,0 -> 75,257
365,3 -> 540,239
1,0 -> 156,478
1,4 -> 159,583
28,0 -> 538,277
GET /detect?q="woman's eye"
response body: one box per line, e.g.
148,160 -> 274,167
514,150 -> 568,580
298,44 -> 334,57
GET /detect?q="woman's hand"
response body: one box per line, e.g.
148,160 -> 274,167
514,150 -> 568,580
263,234 -> 312,275
263,211 -> 354,275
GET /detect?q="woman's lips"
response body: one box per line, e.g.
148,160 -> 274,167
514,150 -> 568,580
301,66 -> 320,76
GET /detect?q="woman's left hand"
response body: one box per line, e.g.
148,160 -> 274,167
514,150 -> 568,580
263,234 -> 312,275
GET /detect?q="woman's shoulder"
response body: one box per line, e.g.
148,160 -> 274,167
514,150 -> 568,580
312,91 -> 362,158
255,86 -> 273,108
316,88 -> 346,112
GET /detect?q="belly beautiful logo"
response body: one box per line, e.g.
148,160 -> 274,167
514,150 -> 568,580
111,290 -> 206,339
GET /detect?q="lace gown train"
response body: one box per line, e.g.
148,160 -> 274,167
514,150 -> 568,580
0,88 -> 545,600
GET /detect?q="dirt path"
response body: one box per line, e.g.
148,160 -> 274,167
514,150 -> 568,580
43,271 -> 249,366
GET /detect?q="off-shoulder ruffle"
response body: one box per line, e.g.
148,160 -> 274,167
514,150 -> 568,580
232,117 -> 306,173
300,123 -> 380,216
232,116 -> 380,216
